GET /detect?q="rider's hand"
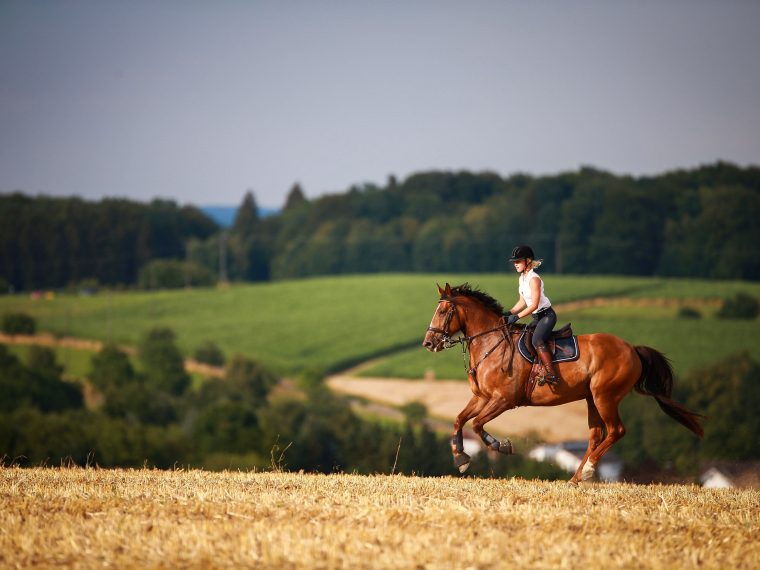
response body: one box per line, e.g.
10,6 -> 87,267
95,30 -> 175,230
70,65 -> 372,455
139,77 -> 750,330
507,314 -> 519,325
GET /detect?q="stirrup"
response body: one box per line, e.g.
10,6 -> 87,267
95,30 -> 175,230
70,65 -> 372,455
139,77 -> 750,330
538,370 -> 558,386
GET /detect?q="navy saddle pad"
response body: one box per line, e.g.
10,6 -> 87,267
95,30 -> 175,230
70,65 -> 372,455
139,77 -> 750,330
517,333 -> 580,364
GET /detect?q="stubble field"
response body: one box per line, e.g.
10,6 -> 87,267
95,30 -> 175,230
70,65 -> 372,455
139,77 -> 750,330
2,467 -> 758,569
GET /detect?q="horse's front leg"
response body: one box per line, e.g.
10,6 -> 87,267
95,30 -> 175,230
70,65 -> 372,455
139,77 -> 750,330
471,395 -> 515,456
451,394 -> 487,473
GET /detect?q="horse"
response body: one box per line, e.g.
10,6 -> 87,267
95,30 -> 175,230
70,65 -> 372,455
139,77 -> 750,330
422,283 -> 704,484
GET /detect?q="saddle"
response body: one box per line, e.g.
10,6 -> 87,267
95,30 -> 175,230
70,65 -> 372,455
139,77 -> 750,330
517,323 -> 577,363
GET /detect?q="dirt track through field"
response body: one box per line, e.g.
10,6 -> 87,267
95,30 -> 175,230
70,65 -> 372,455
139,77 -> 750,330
327,376 -> 589,442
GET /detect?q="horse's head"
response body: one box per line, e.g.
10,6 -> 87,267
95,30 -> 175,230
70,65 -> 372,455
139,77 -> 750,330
422,283 -> 465,352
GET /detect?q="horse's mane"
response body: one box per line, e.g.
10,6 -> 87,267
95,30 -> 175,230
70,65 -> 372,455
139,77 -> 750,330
447,283 -> 505,316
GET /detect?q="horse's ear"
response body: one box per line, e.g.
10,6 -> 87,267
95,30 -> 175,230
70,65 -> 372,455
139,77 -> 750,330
436,283 -> 444,297
444,283 -> 452,297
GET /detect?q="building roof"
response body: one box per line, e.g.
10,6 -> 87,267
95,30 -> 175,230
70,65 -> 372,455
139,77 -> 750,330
700,461 -> 760,488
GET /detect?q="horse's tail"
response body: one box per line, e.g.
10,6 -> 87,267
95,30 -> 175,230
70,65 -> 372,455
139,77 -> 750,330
634,346 -> 705,438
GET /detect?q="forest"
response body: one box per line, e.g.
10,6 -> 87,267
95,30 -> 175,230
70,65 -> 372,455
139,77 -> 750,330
2,161 -> 760,292
204,161 -> 760,283
0,194 -> 217,292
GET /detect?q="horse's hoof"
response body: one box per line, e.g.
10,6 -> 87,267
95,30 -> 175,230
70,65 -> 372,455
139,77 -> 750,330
453,453 -> 471,473
497,439 -> 513,455
566,479 -> 579,487
581,461 -> 596,481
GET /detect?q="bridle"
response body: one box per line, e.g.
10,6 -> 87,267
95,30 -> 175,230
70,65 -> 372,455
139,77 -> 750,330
427,297 -> 519,377
426,299 -> 464,348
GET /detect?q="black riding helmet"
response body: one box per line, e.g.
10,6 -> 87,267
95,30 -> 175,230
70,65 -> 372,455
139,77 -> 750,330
509,245 -> 534,261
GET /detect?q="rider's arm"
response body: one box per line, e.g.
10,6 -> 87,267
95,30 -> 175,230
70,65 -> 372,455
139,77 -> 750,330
515,277 -> 541,318
509,296 -> 527,315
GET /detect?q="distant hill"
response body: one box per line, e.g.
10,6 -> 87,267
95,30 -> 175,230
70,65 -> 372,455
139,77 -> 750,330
201,205 -> 280,228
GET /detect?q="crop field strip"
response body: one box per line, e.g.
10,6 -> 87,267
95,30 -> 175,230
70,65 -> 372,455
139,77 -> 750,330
2,274 -> 759,376
1,467 -> 758,569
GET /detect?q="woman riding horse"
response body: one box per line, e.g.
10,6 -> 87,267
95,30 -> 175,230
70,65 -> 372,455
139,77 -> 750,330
505,245 -> 558,385
423,282 -> 704,482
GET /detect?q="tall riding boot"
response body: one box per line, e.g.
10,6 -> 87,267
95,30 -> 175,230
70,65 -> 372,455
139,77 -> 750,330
537,348 -> 559,385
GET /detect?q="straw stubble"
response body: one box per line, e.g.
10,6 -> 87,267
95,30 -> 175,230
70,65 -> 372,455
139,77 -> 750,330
1,467 -> 757,568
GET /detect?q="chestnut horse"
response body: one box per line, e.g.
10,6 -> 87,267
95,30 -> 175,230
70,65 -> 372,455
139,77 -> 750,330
422,283 -> 704,483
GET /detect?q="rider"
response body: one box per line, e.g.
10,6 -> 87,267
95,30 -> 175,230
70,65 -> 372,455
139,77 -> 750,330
505,245 -> 559,385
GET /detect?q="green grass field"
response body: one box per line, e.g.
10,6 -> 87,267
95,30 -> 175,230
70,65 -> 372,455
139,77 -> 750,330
2,274 -> 759,376
359,308 -> 760,380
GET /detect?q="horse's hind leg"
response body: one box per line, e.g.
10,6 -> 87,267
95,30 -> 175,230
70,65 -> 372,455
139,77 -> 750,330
581,396 -> 626,481
570,396 -> 605,484
451,395 -> 487,473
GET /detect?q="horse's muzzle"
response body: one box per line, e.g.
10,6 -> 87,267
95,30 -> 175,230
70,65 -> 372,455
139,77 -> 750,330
422,334 -> 443,352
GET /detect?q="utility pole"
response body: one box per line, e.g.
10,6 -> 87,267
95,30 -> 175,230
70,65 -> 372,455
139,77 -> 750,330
219,231 -> 228,284
107,289 -> 112,343
65,305 -> 72,370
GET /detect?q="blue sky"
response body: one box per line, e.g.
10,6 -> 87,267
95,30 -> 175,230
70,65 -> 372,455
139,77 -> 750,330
1,1 -> 759,208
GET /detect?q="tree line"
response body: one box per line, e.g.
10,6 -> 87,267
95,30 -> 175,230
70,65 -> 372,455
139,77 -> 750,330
0,193 -> 217,291
2,161 -> 759,292
193,161 -> 760,283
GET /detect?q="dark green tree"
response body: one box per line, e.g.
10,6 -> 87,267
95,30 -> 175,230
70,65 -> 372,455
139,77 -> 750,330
686,353 -> 760,460
225,355 -> 276,404
400,401 -> 428,424
284,183 -> 307,211
138,328 -> 190,396
26,345 -> 64,381
233,191 -> 259,237
0,345 -> 35,412
89,344 -> 136,392
660,186 -> 760,279
0,346 -> 82,413
716,293 -> 759,319
194,341 -> 225,367
192,400 -> 260,456
1,312 -> 36,335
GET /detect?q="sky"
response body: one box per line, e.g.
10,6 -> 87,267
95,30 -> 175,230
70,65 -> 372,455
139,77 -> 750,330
1,1 -> 759,208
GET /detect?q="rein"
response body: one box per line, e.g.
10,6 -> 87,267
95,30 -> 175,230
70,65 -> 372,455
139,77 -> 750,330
427,299 -> 519,378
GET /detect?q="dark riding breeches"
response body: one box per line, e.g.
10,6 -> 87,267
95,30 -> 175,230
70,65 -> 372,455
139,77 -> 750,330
531,307 -> 557,350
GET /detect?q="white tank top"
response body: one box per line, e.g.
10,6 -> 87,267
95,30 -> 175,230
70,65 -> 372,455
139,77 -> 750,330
519,269 -> 551,313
